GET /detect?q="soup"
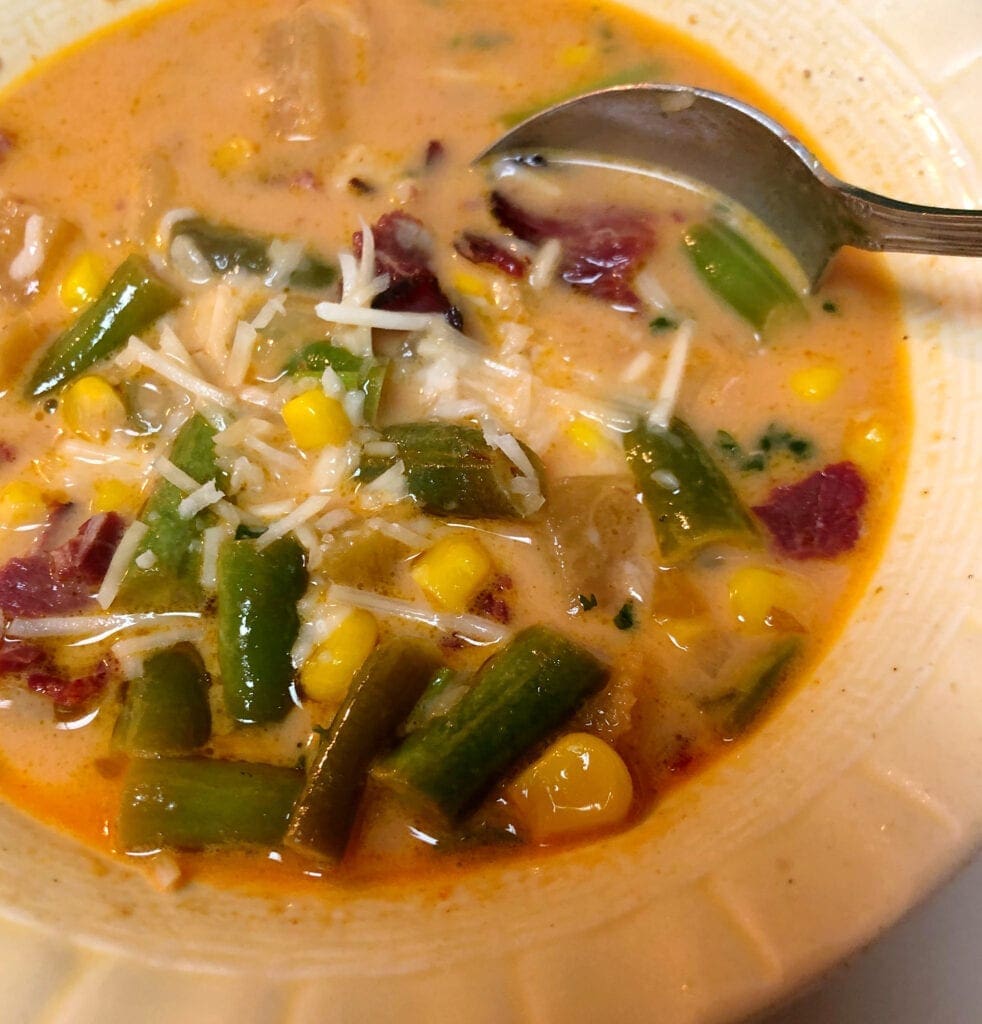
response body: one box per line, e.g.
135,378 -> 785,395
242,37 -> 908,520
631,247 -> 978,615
0,0 -> 907,890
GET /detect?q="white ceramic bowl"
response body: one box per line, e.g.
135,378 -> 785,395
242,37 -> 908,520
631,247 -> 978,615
0,1 -> 979,1021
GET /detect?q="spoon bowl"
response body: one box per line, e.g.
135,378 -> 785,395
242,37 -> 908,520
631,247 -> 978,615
478,84 -> 982,286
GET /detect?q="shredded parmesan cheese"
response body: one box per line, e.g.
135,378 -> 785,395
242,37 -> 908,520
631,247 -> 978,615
256,494 -> 333,549
357,461 -> 409,511
528,238 -> 563,290
314,301 -> 435,332
647,319 -> 695,429
9,214 -> 46,282
201,523 -> 233,590
6,612 -> 200,640
177,479 -> 225,520
96,521 -> 149,610
226,321 -> 258,386
112,624 -> 206,679
117,337 -> 235,409
327,584 -> 509,644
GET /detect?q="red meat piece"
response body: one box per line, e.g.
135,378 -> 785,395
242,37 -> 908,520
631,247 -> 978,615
0,641 -> 48,673
454,231 -> 529,278
490,191 -> 656,311
0,512 -> 126,618
354,212 -> 462,329
752,462 -> 868,559
28,657 -> 113,711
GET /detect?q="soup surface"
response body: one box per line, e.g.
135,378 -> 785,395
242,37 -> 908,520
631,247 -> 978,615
0,0 -> 907,890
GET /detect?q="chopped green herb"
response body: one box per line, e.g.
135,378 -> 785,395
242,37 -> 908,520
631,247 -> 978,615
649,315 -> 679,333
822,300 -> 839,314
613,601 -> 636,630
716,430 -> 741,456
578,593 -> 599,612
716,423 -> 815,472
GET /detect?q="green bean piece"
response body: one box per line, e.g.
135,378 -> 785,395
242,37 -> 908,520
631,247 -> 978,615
172,217 -> 336,290
112,644 -> 212,756
706,637 -> 801,739
683,219 -> 801,332
286,640 -> 441,860
27,255 -> 179,397
283,341 -> 390,425
359,422 -> 544,519
217,535 -> 307,725
373,626 -> 609,818
401,667 -> 469,735
117,758 -> 303,851
624,417 -> 758,564
283,340 -> 364,387
118,414 -> 224,609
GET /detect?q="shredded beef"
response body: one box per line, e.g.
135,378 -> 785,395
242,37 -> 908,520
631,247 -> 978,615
454,231 -> 528,278
0,512 -> 126,618
489,191 -> 656,311
354,211 -> 462,328
752,462 -> 868,559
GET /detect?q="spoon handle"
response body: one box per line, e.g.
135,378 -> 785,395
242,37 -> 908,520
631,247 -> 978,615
835,184 -> 982,258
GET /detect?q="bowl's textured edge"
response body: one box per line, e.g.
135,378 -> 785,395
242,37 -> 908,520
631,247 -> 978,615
0,0 -> 978,1022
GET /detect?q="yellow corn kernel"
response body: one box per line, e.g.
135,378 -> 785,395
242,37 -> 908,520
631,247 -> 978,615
508,732 -> 634,842
559,43 -> 595,67
728,566 -> 798,632
61,376 -> 127,441
411,535 -> 493,613
210,135 -> 258,175
450,269 -> 489,299
0,480 -> 47,529
301,609 -> 379,704
59,252 -> 107,312
282,389 -> 351,450
91,479 -> 142,515
565,417 -> 611,454
844,417 -> 888,476
789,363 -> 843,402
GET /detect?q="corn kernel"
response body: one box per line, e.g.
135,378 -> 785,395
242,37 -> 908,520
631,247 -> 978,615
210,135 -> 258,175
61,376 -> 127,441
559,43 -> 595,67
728,566 -> 798,632
91,479 -> 142,515
282,389 -> 351,450
301,609 -> 379,704
508,732 -> 634,842
58,252 -> 107,312
0,480 -> 47,529
450,269 -> 489,298
789,364 -> 843,402
411,535 -> 493,613
844,417 -> 888,476
565,417 -> 611,454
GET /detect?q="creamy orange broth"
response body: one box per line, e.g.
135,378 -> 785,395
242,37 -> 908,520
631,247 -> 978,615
0,0 -> 907,891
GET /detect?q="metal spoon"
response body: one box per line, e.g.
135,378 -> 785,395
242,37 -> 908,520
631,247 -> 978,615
478,83 -> 982,287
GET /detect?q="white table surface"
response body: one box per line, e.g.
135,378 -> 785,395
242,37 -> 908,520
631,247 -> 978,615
761,853 -> 982,1022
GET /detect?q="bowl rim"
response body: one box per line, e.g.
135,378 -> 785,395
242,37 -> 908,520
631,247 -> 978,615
0,0 -> 979,1021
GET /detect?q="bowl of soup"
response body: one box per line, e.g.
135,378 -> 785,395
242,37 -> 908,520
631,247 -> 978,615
0,0 -> 978,1020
